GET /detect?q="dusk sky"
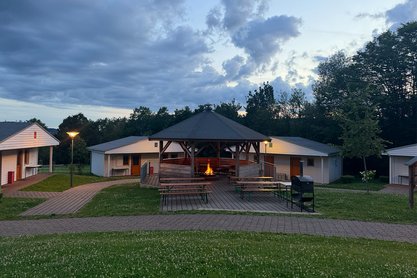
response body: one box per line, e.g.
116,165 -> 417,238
0,0 -> 416,127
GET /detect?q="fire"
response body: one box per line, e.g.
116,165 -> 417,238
205,161 -> 214,175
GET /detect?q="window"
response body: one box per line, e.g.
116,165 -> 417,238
24,150 -> 30,165
307,158 -> 314,167
123,155 -> 129,166
269,142 -> 273,148
154,142 -> 158,148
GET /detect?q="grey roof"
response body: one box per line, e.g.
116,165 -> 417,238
88,136 -> 146,152
274,136 -> 340,155
405,156 -> 417,166
0,122 -> 32,142
149,110 -> 270,142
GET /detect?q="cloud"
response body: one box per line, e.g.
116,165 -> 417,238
231,16 -> 301,64
385,0 -> 417,29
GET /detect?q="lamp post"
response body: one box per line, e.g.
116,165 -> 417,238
66,131 -> 79,188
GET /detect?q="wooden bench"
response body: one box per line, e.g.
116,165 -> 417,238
159,182 -> 211,204
160,177 -> 206,183
236,181 -> 280,200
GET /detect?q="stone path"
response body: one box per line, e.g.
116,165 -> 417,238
2,173 -> 58,199
0,214 -> 416,243
20,179 -> 138,216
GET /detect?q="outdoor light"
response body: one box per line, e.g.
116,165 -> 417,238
66,131 -> 79,188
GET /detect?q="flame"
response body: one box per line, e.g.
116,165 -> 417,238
205,161 -> 214,175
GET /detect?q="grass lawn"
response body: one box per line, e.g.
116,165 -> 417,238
21,174 -> 121,192
316,189 -> 417,224
0,198 -> 45,220
76,183 -> 159,217
0,231 -> 416,277
38,164 -> 91,175
317,180 -> 386,191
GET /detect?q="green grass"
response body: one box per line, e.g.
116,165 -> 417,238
316,189 -> 417,223
317,180 -> 386,191
0,231 -> 416,277
76,183 -> 160,217
0,198 -> 45,220
21,174 -> 120,192
38,164 -> 91,175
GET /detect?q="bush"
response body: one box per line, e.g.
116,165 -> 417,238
379,176 -> 389,183
340,175 -> 355,184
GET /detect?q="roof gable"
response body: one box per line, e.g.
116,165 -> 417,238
0,122 -> 59,151
149,110 -> 269,142
272,137 -> 340,156
0,122 -> 32,142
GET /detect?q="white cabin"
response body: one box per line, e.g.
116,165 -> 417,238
385,144 -> 417,185
242,137 -> 342,184
0,122 -> 59,186
88,136 -> 184,177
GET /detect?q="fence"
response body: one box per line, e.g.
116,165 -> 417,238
38,164 -> 91,175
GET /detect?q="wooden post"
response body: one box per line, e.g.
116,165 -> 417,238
49,146 -> 53,173
235,144 -> 240,177
191,142 -> 195,177
409,164 -> 415,209
159,141 -> 163,163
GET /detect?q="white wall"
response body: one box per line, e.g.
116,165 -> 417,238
1,150 -> 17,185
259,154 -> 342,184
0,124 -> 59,151
23,148 -> 39,179
141,153 -> 160,174
91,151 -> 105,177
390,156 -> 410,184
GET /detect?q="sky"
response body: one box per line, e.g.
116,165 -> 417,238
0,0 -> 416,127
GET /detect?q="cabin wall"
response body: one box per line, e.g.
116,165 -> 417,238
389,156 -> 411,184
1,150 -> 17,185
91,152 -> 105,177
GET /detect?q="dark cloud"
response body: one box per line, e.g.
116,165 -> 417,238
0,0 -> 302,114
385,0 -> 417,29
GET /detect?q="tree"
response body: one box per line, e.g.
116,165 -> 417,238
338,88 -> 388,191
245,82 -> 277,134
214,99 -> 242,122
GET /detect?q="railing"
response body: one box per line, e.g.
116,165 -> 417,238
38,164 -> 91,175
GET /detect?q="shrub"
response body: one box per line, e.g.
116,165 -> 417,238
379,176 -> 389,183
360,170 -> 376,183
340,175 -> 355,183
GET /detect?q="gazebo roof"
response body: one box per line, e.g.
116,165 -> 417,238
149,110 -> 270,142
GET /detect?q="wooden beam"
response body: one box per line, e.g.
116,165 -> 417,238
159,141 -> 163,163
179,142 -> 192,157
160,140 -> 172,155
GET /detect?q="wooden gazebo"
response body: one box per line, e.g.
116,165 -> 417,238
405,157 -> 417,208
148,110 -> 270,177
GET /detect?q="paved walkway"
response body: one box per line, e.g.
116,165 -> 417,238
2,173 -> 58,199
20,179 -> 138,216
0,214 -> 416,243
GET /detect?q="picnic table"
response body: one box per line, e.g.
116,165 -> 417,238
159,181 -> 211,204
229,176 -> 273,185
235,180 -> 283,200
160,177 -> 206,182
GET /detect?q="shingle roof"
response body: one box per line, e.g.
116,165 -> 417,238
0,122 -> 32,142
274,136 -> 340,155
149,110 -> 270,142
88,136 -> 146,152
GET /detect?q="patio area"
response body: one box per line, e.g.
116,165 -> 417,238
160,177 -> 304,213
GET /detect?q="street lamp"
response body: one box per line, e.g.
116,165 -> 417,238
66,131 -> 79,188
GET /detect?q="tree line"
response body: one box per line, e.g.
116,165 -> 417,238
32,22 -> 417,176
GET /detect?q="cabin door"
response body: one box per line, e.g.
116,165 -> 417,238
264,155 -> 275,177
131,154 -> 141,176
290,157 -> 301,177
16,150 -> 23,180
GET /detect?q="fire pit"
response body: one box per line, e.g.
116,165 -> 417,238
201,160 -> 218,181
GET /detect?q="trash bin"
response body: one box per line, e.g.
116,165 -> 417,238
150,166 -> 154,175
7,171 -> 14,184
